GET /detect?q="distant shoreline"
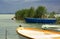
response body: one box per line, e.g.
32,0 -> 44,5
0,13 -> 15,14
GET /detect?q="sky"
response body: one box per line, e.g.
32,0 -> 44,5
0,0 -> 60,13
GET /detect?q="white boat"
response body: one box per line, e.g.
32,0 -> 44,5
42,24 -> 60,31
42,24 -> 60,28
16,27 -> 60,39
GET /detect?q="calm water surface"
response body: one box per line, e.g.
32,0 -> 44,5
0,14 -> 42,39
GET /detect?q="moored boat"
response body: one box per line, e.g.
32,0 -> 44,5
24,18 -> 56,24
16,27 -> 60,39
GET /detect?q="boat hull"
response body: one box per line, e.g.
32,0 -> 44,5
25,18 -> 56,24
16,27 -> 60,39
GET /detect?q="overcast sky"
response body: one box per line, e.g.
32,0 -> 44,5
0,0 -> 60,13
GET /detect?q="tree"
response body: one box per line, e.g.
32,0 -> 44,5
23,7 -> 35,18
48,11 -> 55,18
15,10 -> 21,20
36,6 -> 47,18
15,9 -> 25,20
23,9 -> 29,17
28,7 -> 35,17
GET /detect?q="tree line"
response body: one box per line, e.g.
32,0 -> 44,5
15,6 -> 56,20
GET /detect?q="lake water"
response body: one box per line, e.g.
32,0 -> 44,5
0,14 -> 42,39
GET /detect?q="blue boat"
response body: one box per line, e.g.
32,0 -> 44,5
24,18 -> 56,24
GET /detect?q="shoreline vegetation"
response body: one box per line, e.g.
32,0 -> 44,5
13,6 -> 60,24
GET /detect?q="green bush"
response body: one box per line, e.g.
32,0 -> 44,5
15,6 -> 47,20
